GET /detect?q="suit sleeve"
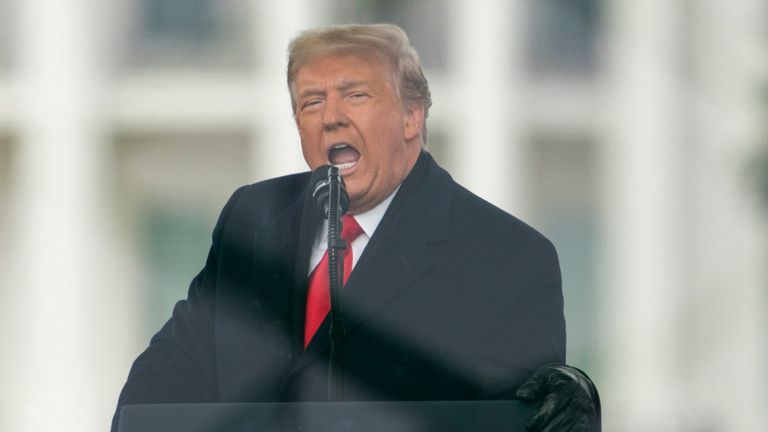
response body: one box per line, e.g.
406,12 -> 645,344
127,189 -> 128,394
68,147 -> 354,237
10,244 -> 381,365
110,186 -> 246,432
478,234 -> 566,400
513,235 -> 566,362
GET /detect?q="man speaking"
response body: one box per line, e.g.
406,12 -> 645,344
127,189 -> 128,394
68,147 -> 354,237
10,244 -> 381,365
112,24 -> 599,431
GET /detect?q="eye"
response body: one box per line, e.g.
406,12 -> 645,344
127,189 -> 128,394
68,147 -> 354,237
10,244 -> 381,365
301,98 -> 323,111
347,91 -> 369,101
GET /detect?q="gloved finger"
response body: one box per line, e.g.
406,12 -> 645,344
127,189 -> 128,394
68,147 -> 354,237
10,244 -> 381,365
525,380 -> 580,431
516,367 -> 550,401
549,367 -> 586,394
525,393 -> 558,431
562,413 -> 589,432
551,366 -> 598,414
537,407 -> 582,432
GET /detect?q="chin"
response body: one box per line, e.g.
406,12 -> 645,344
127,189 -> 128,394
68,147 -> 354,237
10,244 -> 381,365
342,181 -> 362,200
346,193 -> 363,208
346,193 -> 367,213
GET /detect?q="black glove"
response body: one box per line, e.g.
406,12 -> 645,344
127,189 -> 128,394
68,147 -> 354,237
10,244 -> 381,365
516,364 -> 601,432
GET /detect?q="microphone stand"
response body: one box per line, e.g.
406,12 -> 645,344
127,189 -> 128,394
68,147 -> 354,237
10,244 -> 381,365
324,167 -> 347,401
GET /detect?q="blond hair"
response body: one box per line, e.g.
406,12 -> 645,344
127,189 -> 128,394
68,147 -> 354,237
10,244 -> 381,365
287,23 -> 432,144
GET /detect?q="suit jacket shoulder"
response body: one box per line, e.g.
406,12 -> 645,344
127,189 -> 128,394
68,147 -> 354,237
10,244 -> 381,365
448,179 -> 561,289
309,152 -> 566,401
216,172 -> 311,238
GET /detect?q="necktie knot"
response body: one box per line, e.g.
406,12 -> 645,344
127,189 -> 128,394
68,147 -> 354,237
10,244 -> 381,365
341,214 -> 363,242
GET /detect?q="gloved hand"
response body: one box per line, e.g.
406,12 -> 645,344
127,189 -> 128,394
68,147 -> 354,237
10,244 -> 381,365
516,364 -> 601,432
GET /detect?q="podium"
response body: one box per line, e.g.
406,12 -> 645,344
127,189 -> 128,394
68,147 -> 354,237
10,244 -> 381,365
118,400 -> 537,432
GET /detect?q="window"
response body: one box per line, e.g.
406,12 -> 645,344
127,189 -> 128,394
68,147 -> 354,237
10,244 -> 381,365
422,126 -> 453,172
527,133 -> 600,369
115,131 -> 251,335
333,0 -> 449,70
0,0 -> 15,70
0,134 -> 12,227
0,135 -> 14,334
527,0 -> 602,78
118,0 -> 254,71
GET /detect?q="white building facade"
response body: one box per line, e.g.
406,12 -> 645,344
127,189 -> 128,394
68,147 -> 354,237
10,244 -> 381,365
0,1 -> 766,431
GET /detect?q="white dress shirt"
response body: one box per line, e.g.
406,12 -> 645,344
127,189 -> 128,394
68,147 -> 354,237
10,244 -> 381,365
308,187 -> 399,274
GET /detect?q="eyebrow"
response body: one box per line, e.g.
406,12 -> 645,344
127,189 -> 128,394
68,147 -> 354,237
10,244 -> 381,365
298,79 -> 370,100
298,88 -> 325,100
336,79 -> 369,92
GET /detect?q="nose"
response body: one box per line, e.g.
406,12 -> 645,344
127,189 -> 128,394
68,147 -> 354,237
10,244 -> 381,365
322,94 -> 348,130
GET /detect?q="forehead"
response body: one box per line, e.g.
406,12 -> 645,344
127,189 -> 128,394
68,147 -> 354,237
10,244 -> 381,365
294,50 -> 396,88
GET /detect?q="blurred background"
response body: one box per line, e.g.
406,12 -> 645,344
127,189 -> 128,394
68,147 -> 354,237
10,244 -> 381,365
1,0 -> 767,431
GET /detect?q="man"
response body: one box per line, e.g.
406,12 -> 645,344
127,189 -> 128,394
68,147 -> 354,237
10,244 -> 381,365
112,24 -> 599,431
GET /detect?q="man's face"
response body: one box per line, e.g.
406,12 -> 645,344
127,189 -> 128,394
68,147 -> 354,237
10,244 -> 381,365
293,51 -> 424,214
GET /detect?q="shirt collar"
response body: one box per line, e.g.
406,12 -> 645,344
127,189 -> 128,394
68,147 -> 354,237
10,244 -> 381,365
316,185 -> 399,244
351,185 -> 399,239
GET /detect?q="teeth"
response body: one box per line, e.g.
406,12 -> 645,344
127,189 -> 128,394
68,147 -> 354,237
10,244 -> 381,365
333,161 -> 356,170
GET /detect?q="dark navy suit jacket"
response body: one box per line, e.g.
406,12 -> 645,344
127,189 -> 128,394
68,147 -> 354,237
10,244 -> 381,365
112,152 -> 565,430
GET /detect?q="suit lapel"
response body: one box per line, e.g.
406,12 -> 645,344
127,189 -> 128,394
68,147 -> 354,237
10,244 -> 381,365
241,176 -> 320,370
217,174 -> 315,401
288,196 -> 342,367
284,152 -> 454,381
288,187 -> 323,353
241,184 -> 309,352
343,152 -> 452,337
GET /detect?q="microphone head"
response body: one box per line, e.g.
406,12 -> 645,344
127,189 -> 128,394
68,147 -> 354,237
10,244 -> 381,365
310,165 -> 349,218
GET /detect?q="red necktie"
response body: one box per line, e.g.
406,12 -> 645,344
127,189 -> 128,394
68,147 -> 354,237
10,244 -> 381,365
304,215 -> 364,348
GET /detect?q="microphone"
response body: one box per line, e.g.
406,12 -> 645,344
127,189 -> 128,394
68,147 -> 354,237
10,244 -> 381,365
311,165 -> 350,218
308,164 -> 349,400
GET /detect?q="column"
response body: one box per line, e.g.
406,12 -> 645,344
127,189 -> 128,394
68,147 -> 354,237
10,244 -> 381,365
451,0 -> 527,214
6,1 -> 113,431
600,0 -> 684,429
249,0 -> 323,181
686,0 -> 768,430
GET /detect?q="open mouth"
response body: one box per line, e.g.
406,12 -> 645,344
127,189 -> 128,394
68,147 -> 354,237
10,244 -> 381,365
328,144 -> 361,171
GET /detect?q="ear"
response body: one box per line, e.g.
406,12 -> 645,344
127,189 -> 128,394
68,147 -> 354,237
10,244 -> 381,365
403,101 -> 425,142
